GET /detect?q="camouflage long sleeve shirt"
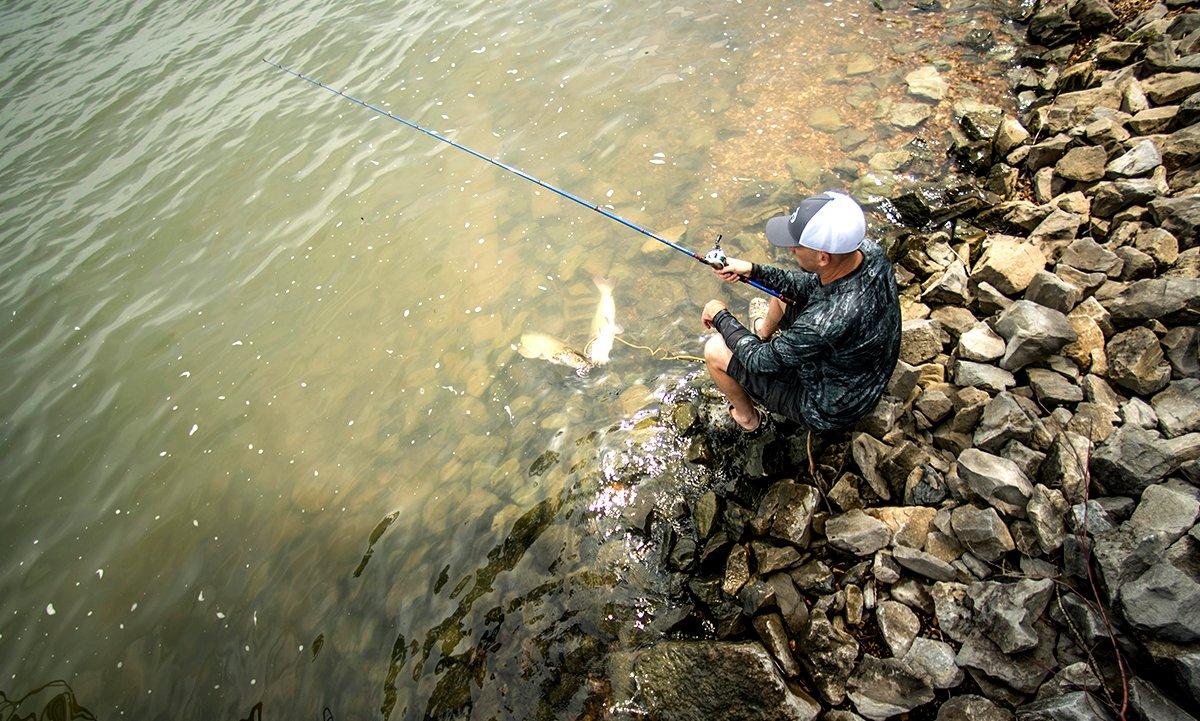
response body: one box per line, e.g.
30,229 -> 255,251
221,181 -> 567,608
712,239 -> 901,431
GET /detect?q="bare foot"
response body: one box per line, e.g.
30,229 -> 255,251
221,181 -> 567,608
729,404 -> 761,432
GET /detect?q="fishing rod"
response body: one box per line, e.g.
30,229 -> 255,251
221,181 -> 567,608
262,59 -> 795,305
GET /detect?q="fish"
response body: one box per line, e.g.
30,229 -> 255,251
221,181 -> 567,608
518,332 -> 593,375
587,277 -> 620,364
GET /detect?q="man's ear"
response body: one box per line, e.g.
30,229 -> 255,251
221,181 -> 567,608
818,251 -> 832,266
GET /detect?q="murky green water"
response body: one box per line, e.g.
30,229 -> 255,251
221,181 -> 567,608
0,0 -> 1018,718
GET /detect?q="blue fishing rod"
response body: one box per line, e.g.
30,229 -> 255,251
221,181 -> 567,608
263,59 -> 794,305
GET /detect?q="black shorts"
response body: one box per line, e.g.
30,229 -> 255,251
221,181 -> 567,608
725,303 -> 808,423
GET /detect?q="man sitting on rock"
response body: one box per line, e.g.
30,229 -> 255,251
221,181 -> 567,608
701,190 -> 902,433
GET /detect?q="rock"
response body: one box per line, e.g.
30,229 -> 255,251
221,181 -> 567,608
1128,676 -> 1200,721
627,641 -> 822,721
1162,326 -> 1200,379
958,447 -> 1035,516
787,154 -> 823,187
1133,227 -> 1179,269
1106,139 -> 1163,178
891,102 -> 933,128
1107,326 -> 1172,395
974,281 -> 1015,316
1121,534 -> 1200,642
847,654 -> 935,721
1028,368 -> 1084,406
1027,484 -> 1070,553
695,491 -> 718,538
877,600 -> 920,656
901,319 -> 945,365
902,636 -> 963,689
916,387 -> 954,424
1063,311 -> 1108,375
957,322 -> 1006,362
972,236 -> 1046,295
1142,72 -> 1200,105
922,260 -> 972,305
1106,278 -> 1200,325
973,391 -> 1041,452
1118,244 -> 1159,280
1028,1 -> 1080,45
1025,271 -> 1081,314
1150,196 -> 1200,245
1060,238 -> 1123,276
870,150 -> 912,172
1129,481 -> 1200,538
1055,145 -> 1108,181
1153,379 -> 1200,437
1090,425 -> 1200,496
930,581 -> 974,643
1090,178 -> 1163,218
753,481 -> 821,548
724,544 -> 750,596
809,106 -> 844,133
971,578 -> 1054,653
826,509 -> 893,556
1016,692 -> 1115,721
1129,106 -> 1180,135
936,694 -> 1012,721
752,613 -> 803,677
994,300 -> 1077,371
906,65 -> 947,101
794,612 -> 860,704
956,620 -> 1056,695
1124,397 -> 1159,429
1072,0 -> 1118,29
950,505 -> 1016,561
1162,124 -> 1200,171
994,118 -> 1031,157
752,542 -> 804,575
852,433 -> 893,501
954,360 -> 1016,393
1029,209 -> 1083,241
893,545 -> 958,581
867,506 -> 936,549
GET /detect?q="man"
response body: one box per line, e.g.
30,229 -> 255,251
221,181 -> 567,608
701,190 -> 901,433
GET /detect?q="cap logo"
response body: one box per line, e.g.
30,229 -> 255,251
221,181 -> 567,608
790,207 -> 800,224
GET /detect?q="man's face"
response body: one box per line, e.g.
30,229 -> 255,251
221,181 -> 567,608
789,244 -> 825,273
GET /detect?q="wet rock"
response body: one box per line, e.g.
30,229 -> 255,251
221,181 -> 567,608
627,641 -> 822,721
902,636 -> 963,689
1142,72 -> 1200,105
826,509 -> 892,556
791,559 -> 834,594
955,100 -> 1005,142
795,611 -> 860,704
809,106 -> 845,133
1150,196 -> 1200,244
1016,692 -> 1115,721
1060,238 -> 1123,276
972,237 -> 1047,295
971,578 -> 1054,653
870,150 -> 912,172
724,544 -> 750,596
752,481 -> 821,548
906,65 -> 948,101
847,654 -> 935,721
752,613 -> 803,678
1106,326 -> 1171,395
1090,425 -> 1200,496
1055,145 -> 1107,182
891,102 -> 933,129
1106,138 -> 1163,178
936,694 -> 1012,721
1106,278 -> 1200,326
893,544 -> 958,581
994,300 -> 1077,371
1122,534 -> 1200,642
1028,1 -> 1080,45
994,118 -> 1030,157
1070,0 -> 1117,30
752,542 -> 803,575
741,580 -> 777,615
766,573 -> 809,636
694,491 -> 718,539
950,504 -> 1016,561
1152,379 -> 1200,437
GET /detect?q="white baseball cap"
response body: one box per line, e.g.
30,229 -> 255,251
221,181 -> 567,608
765,191 -> 866,254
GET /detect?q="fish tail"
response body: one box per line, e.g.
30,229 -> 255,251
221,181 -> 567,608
592,275 -> 613,292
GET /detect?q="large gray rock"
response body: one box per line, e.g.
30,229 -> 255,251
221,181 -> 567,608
955,620 -> 1056,695
1162,326 -> 1199,379
794,612 -> 859,704
1090,178 -> 1163,217
958,448 -> 1035,516
1028,484 -> 1070,553
951,504 -> 1016,561
1128,676 -> 1200,721
1150,196 -> 1200,246
1060,238 -> 1123,276
1106,277 -> 1200,325
972,237 -> 1047,295
1106,138 -> 1162,178
994,300 -> 1077,371
1028,368 -> 1084,406
1055,145 -> 1107,181
954,360 -> 1017,393
1153,380 -> 1200,437
826,509 -> 893,556
1090,425 -> 1200,496
958,322 -> 1006,362
901,319 -> 945,365
970,578 -> 1055,653
1121,534 -> 1200,642
1107,326 -> 1172,395
1142,71 -> 1200,105
626,641 -> 822,721
931,582 -> 974,643
1025,271 -> 1081,314
974,391 -> 1042,452
901,637 -> 963,689
1016,692 -> 1115,721
906,66 -> 947,101
893,545 -> 958,581
1128,481 -> 1200,538
877,600 -> 920,657
847,654 -> 935,721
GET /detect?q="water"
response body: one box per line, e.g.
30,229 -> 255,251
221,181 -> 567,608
0,0 -> 1018,718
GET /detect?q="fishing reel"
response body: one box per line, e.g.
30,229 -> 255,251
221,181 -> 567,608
701,234 -> 727,270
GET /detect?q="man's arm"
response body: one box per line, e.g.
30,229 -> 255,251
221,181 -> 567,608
712,309 -> 825,375
749,263 -> 815,306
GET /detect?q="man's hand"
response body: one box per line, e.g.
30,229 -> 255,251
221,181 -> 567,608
702,299 -> 728,329
713,257 -> 752,283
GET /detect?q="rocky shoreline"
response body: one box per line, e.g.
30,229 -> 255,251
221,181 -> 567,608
603,1 -> 1200,719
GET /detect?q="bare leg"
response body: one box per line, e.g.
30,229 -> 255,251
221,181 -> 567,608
755,297 -> 787,339
704,334 -> 760,430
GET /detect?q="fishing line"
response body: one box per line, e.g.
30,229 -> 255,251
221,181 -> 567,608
263,59 -> 795,305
